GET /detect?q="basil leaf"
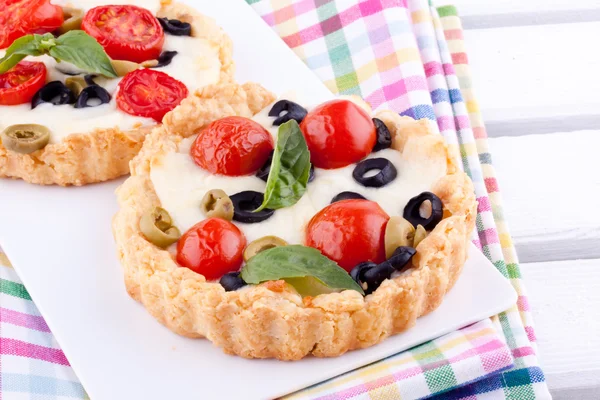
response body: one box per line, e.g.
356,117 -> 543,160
241,245 -> 364,295
0,34 -> 45,74
255,120 -> 311,212
50,31 -> 117,78
0,31 -> 117,77
36,33 -> 58,52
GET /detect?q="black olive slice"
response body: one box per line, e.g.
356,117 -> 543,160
256,151 -> 314,183
219,272 -> 246,291
403,192 -> 443,231
350,261 -> 395,295
268,100 -> 308,126
331,191 -> 366,204
153,51 -> 178,68
352,158 -> 397,188
158,17 -> 192,36
74,86 -> 111,108
350,261 -> 376,285
231,191 -> 275,223
387,246 -> 416,272
31,81 -> 75,109
84,74 -> 97,86
255,151 -> 273,181
361,262 -> 396,295
308,166 -> 315,183
372,118 -> 392,152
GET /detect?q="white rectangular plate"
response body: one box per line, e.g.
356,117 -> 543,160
0,0 -> 517,399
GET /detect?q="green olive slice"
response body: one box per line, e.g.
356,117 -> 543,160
111,60 -> 143,77
153,207 -> 173,231
139,207 -> 180,248
384,216 -> 415,258
201,189 -> 234,221
1,124 -> 51,154
243,236 -> 288,262
110,59 -> 158,77
413,225 -> 427,248
141,60 -> 159,68
57,7 -> 84,35
285,276 -> 335,297
65,76 -> 87,96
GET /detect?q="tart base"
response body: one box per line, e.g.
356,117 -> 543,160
112,101 -> 477,360
0,126 -> 151,186
0,1 -> 234,186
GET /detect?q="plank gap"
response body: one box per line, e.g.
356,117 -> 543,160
485,115 -> 600,138
516,239 -> 600,263
445,0 -> 600,18
461,9 -> 600,29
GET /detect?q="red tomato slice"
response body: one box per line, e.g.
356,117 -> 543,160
116,69 -> 188,122
81,5 -> 164,63
191,116 -> 274,176
0,61 -> 47,106
0,0 -> 64,49
305,199 -> 390,272
176,218 -> 247,280
300,99 -> 376,169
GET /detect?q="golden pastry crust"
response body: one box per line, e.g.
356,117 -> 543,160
113,103 -> 477,360
0,2 -> 234,186
162,83 -> 276,137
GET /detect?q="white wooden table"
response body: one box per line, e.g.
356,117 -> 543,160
442,1 -> 600,398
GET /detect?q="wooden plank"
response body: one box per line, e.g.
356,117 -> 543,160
489,131 -> 600,263
443,0 -> 600,17
522,258 -> 600,398
460,22 -> 600,135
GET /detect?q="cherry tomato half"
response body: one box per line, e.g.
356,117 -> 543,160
176,218 -> 247,280
305,199 -> 389,272
300,99 -> 376,169
191,116 -> 274,176
0,62 -> 47,106
81,5 -> 164,63
116,69 -> 188,122
0,0 -> 64,49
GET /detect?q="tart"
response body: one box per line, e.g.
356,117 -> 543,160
113,94 -> 477,360
0,0 -> 246,186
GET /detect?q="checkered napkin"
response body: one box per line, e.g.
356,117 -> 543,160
247,0 -> 550,399
0,259 -> 87,400
0,1 -> 550,399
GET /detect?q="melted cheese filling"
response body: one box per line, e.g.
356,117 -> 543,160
150,100 -> 448,247
0,4 -> 221,144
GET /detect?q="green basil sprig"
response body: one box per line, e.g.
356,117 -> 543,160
0,31 -> 117,77
254,120 -> 311,212
0,35 -> 45,73
241,245 -> 364,295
